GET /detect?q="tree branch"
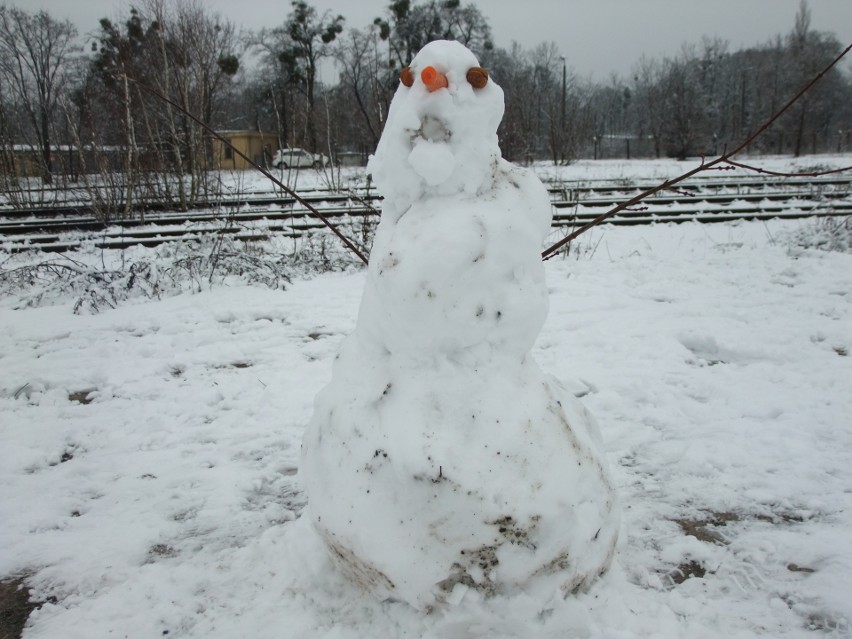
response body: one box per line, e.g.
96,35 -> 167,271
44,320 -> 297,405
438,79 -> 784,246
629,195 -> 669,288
721,158 -> 852,177
125,76 -> 369,266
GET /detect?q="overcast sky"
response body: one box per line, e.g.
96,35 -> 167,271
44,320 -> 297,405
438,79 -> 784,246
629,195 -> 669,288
21,0 -> 852,82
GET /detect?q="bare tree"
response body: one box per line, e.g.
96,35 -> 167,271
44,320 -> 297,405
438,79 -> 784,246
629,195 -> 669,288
485,41 -> 589,165
0,5 -> 79,184
783,1 -> 847,156
375,0 -> 492,71
656,45 -> 713,159
333,27 -> 387,149
631,56 -> 666,158
91,0 -> 240,210
264,1 -> 344,151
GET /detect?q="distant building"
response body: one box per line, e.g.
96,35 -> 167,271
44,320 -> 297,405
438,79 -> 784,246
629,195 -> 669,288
0,144 -> 123,178
1,131 -> 284,178
212,131 -> 281,170
0,145 -> 41,177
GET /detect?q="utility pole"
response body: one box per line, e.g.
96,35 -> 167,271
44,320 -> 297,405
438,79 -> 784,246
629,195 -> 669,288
560,55 -> 566,164
560,55 -> 566,129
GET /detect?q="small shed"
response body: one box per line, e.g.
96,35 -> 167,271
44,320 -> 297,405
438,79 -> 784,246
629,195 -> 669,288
212,131 -> 281,170
0,144 -> 123,178
0,145 -> 39,177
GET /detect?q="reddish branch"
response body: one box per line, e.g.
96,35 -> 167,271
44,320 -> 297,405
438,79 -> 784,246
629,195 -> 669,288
664,187 -> 696,198
541,41 -> 852,261
127,77 -> 369,266
721,158 -> 852,177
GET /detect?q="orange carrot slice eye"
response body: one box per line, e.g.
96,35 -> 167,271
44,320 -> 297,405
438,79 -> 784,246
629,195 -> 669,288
421,66 -> 448,92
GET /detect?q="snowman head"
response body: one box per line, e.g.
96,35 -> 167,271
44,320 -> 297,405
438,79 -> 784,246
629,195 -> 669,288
367,40 -> 504,214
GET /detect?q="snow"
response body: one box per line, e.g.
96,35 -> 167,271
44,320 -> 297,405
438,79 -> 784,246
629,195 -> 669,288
7,153 -> 845,214
1,213 -> 851,636
2,29 -> 851,629
2,31 -> 851,633
303,40 -> 619,609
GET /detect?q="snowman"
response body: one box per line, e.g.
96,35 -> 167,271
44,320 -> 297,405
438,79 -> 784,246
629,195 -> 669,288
301,40 -> 618,610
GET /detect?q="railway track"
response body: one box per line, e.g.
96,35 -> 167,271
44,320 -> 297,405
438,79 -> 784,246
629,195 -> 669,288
1,175 -> 849,253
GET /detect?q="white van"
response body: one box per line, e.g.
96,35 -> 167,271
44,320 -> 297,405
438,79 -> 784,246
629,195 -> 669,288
272,148 -> 330,169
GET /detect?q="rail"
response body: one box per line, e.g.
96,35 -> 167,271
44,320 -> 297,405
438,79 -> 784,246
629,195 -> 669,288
1,175 -> 849,254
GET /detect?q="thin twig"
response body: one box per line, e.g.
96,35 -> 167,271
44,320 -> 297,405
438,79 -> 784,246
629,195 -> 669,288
541,164 -> 714,260
541,41 -> 852,261
1,262 -> 83,277
126,76 -> 369,266
664,187 -> 697,198
345,188 -> 383,217
721,158 -> 852,177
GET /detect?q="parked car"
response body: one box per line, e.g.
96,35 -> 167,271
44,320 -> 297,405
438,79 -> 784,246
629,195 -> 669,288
272,148 -> 330,169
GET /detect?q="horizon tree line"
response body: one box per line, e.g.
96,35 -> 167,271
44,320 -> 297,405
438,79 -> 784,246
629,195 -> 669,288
0,0 -> 850,212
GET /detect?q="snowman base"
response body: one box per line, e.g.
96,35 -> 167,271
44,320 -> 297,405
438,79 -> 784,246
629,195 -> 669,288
302,354 -> 619,610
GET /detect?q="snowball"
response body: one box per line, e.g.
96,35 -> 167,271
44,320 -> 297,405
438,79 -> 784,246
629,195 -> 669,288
408,139 -> 456,185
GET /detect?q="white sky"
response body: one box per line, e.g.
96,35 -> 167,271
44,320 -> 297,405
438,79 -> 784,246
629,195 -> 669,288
20,0 -> 852,81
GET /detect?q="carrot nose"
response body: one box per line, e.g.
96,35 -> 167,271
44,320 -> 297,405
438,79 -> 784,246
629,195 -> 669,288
421,66 -> 448,92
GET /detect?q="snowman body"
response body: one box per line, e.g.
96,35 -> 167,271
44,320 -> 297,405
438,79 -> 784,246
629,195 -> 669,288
301,40 -> 618,609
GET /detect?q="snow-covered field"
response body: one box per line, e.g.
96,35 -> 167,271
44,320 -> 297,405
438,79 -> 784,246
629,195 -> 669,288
1,212 -> 850,637
34,153 -> 843,196
272,154 -> 852,190
259,154 -> 852,193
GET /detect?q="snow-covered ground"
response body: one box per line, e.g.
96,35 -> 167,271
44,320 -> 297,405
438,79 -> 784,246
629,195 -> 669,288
2,212 -> 851,637
534,154 -> 852,184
